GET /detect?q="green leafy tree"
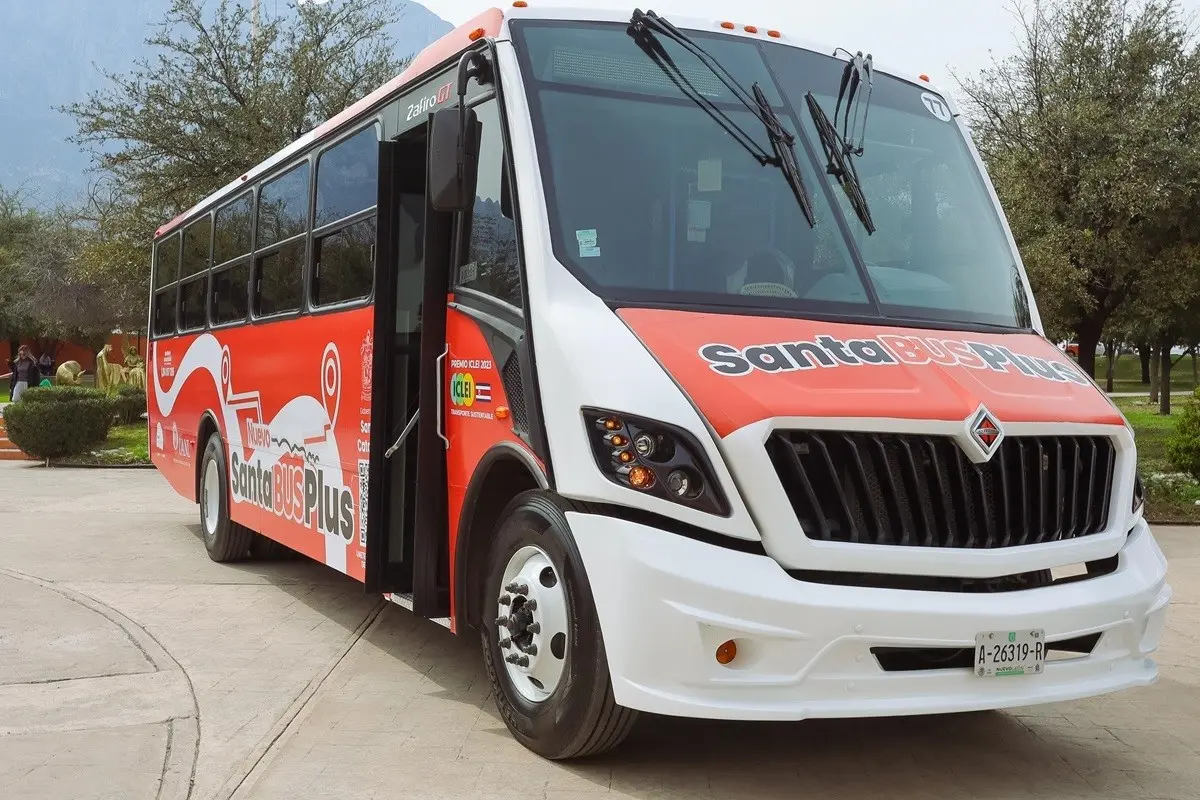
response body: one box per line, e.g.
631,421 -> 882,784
957,0 -> 1200,378
62,0 -> 408,327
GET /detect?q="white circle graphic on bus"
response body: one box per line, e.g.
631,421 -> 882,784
921,92 -> 952,122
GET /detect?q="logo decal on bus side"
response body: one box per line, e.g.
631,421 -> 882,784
405,81 -> 454,121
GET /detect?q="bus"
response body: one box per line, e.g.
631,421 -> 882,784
148,4 -> 1171,760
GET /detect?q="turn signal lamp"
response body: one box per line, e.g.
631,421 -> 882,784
716,640 -> 738,665
618,450 -> 636,464
628,465 -> 655,489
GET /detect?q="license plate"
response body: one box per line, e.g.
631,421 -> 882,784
974,629 -> 1046,677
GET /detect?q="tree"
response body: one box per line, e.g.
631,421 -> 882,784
957,0 -> 1200,378
61,0 -> 408,322
66,0 -> 406,216
0,187 -> 136,346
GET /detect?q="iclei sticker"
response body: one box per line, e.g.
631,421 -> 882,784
579,245 -> 602,258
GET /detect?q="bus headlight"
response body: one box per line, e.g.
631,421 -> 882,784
582,408 -> 729,516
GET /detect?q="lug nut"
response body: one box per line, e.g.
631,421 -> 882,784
495,616 -> 509,627
527,622 -> 541,634
505,654 -> 529,667
524,599 -> 537,611
526,644 -> 538,656
508,583 -> 529,595
499,595 -> 511,606
499,637 -> 511,648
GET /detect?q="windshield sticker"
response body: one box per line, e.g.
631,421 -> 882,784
576,230 -> 600,258
698,334 -> 1088,386
698,159 -> 722,191
921,92 -> 953,122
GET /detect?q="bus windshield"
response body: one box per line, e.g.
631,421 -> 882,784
511,20 -> 1032,330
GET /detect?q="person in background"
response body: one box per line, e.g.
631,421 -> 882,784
38,352 -> 52,373
9,345 -> 41,402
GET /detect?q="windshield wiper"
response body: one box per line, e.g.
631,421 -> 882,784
805,50 -> 876,234
628,9 -> 815,228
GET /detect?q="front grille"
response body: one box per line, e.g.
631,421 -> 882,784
766,431 -> 1116,548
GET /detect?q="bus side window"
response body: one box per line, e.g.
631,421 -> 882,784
456,100 -> 521,309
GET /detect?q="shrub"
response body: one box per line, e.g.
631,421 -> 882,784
2,385 -> 115,459
1166,388 -> 1200,480
112,385 -> 148,425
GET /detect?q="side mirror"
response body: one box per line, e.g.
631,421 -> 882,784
429,106 -> 480,212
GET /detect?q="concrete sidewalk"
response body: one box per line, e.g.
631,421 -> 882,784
1,461 -> 1198,800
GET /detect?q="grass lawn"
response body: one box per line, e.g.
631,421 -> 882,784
0,390 -> 8,403
1095,353 -> 1198,393
53,422 -> 151,467
1113,396 -> 1200,523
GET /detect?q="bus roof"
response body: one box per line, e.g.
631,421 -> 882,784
154,4 -> 954,241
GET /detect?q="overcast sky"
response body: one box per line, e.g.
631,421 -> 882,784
420,0 -> 1200,94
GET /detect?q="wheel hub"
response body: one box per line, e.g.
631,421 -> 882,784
495,546 -> 568,702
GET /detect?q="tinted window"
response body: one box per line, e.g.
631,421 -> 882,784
255,239 -> 305,316
316,127 -> 379,227
313,217 -> 375,307
154,234 -> 179,289
181,216 -> 212,277
178,276 -> 208,331
152,289 -> 176,336
258,163 -> 310,246
211,262 -> 250,325
214,192 -> 253,265
458,102 -> 521,307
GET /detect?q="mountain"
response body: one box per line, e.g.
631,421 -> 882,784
0,0 -> 452,205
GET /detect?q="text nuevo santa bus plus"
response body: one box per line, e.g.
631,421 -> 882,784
147,5 -> 1171,759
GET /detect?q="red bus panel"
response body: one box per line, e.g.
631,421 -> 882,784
149,308 -> 374,581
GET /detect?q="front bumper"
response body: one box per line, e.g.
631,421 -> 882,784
567,512 -> 1170,721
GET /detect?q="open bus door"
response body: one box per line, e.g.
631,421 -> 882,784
365,53 -> 487,620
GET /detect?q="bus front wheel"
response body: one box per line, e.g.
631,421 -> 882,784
480,490 -> 638,759
199,433 -> 254,563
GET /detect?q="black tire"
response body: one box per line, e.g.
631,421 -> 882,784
480,490 -> 638,759
198,433 -> 254,563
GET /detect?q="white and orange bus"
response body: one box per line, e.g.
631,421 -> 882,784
148,5 -> 1170,759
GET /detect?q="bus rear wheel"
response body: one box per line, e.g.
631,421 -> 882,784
480,490 -> 638,759
199,433 -> 253,563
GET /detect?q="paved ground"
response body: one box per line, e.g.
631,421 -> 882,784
1,462 -> 1197,800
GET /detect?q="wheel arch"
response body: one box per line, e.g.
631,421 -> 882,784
454,442 -> 548,633
194,411 -> 221,503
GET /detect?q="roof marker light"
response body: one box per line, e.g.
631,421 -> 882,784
469,27 -> 486,41
512,1 -> 528,6
919,73 -> 931,82
720,21 -> 735,29
745,25 -> 758,33
767,30 -> 781,38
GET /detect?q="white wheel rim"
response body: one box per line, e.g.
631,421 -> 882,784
202,459 -> 220,537
495,545 -> 569,703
